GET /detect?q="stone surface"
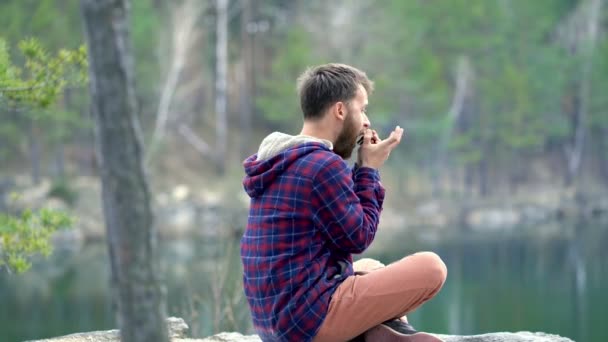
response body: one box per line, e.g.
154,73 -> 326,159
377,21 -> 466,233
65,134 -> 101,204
437,332 -> 574,342
26,317 -> 574,342
196,331 -> 574,342
196,332 -> 262,341
26,317 -> 189,342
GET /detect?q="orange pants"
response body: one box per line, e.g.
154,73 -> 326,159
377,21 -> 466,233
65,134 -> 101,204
313,252 -> 448,342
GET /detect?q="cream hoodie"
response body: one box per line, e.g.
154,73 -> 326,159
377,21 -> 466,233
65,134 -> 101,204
256,132 -> 333,161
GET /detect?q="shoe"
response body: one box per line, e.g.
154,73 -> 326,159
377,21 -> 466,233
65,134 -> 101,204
363,320 -> 444,342
383,320 -> 418,335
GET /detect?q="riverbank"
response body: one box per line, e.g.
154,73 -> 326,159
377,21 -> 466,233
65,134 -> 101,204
28,317 -> 575,342
3,175 -> 607,243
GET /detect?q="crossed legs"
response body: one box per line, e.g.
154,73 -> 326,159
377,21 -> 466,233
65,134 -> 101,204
313,252 -> 447,342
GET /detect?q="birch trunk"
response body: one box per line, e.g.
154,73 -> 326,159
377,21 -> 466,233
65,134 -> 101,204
215,0 -> 228,173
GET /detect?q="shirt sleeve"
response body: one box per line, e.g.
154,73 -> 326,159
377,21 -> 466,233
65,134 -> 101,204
312,158 -> 386,254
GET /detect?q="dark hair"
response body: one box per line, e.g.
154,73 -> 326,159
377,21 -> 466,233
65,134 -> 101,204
296,63 -> 374,120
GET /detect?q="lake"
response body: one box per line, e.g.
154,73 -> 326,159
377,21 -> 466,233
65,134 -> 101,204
1,220 -> 606,342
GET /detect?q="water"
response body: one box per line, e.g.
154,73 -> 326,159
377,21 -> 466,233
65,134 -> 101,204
1,221 -> 606,342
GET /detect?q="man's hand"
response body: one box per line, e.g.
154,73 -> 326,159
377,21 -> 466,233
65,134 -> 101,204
357,126 -> 404,170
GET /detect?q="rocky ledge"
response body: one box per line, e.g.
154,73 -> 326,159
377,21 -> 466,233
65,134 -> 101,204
27,317 -> 574,342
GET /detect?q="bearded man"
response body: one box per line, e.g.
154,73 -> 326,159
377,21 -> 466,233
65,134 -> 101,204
241,63 -> 447,342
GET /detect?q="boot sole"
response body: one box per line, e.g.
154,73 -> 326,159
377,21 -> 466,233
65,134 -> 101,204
364,324 -> 444,342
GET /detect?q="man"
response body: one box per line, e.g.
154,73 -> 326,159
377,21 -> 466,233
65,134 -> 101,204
241,63 -> 447,342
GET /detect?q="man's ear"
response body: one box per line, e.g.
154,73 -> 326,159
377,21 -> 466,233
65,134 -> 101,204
334,102 -> 346,121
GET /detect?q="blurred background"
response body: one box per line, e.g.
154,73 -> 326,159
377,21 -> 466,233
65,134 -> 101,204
1,0 -> 607,341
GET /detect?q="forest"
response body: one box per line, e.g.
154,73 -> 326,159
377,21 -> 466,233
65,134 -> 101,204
1,0 -> 606,200
1,1 -> 607,341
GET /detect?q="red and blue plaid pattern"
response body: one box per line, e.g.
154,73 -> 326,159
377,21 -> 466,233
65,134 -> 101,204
241,142 -> 385,341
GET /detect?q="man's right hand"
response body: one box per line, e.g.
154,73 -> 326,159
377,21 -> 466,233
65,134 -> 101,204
358,126 -> 404,170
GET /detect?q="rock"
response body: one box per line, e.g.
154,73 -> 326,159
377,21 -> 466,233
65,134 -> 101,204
196,331 -> 573,342
466,208 -> 521,230
519,204 -> 553,224
162,204 -> 197,236
166,317 -> 190,338
197,332 -> 261,341
172,185 -> 191,201
17,179 -> 52,207
26,317 -> 574,342
26,317 -> 189,342
437,332 -> 574,342
51,227 -> 85,252
195,331 -> 574,342
43,197 -> 70,211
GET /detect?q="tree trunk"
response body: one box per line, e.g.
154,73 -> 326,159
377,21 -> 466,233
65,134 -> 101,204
28,119 -> 41,185
54,89 -> 72,180
478,152 -> 489,197
147,0 -> 202,166
562,0 -> 603,186
215,0 -> 228,174
53,143 -> 65,180
433,56 -> 472,197
599,128 -> 608,188
464,163 -> 475,197
80,1 -> 169,342
239,0 -> 253,160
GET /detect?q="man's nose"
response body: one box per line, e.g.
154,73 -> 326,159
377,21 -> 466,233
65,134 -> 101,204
362,114 -> 371,128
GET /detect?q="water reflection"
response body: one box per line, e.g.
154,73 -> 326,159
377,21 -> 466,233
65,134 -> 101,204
0,243 -> 114,341
1,221 -> 606,341
364,221 -> 607,342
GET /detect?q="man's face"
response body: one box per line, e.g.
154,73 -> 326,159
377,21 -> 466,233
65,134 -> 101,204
333,85 -> 370,159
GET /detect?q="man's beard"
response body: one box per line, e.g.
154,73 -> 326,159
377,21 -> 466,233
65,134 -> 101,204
333,110 -> 359,159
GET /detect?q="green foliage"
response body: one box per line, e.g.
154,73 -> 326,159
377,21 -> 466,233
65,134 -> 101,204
590,40 -> 608,127
257,28 -> 323,129
0,208 -> 72,273
131,0 -> 161,110
47,179 -> 79,207
254,0 -> 608,191
0,37 -> 87,108
0,1 -> 90,168
0,37 -> 83,274
350,0 -> 591,170
0,36 -> 88,170
0,0 -> 604,195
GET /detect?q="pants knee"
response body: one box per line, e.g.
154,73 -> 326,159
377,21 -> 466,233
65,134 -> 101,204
414,251 -> 447,287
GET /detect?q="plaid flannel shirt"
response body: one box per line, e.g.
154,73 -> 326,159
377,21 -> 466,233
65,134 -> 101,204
241,141 -> 385,342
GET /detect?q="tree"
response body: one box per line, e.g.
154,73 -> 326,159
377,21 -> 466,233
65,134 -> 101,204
239,0 -> 254,160
215,0 -> 228,174
0,208 -> 71,273
0,38 -> 86,107
0,0 -> 89,183
556,0 -> 604,186
146,0 -> 203,165
80,0 -> 169,341
0,37 -> 83,274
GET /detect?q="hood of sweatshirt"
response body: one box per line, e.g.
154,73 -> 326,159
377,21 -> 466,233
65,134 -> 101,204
242,132 -> 333,198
